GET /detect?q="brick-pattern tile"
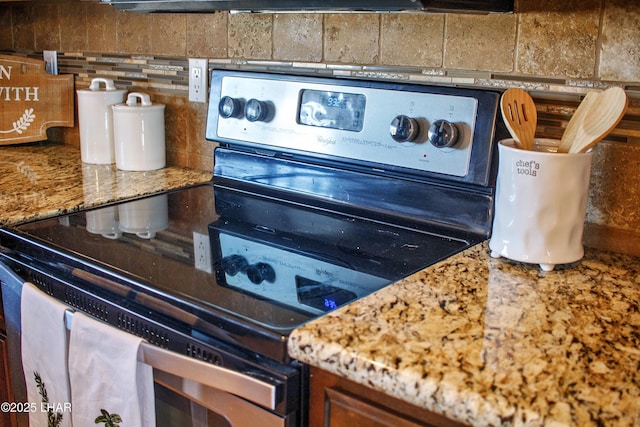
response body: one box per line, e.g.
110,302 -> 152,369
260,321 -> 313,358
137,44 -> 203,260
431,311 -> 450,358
228,13 -> 272,59
0,8 -> 12,50
34,3 -> 60,51
445,14 -> 516,72
60,2 -> 88,52
151,14 -> 187,57
325,14 -> 379,64
516,3 -> 600,79
273,14 -> 322,62
587,141 -> 640,232
600,0 -> 640,82
116,10 -> 151,54
85,2 -> 119,54
380,14 -> 444,68
186,13 -> 227,58
11,5 -> 36,51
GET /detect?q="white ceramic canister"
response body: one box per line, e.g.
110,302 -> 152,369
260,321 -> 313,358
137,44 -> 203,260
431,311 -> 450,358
85,207 -> 121,240
117,194 -> 169,239
489,138 -> 593,271
113,92 -> 166,171
77,78 -> 127,164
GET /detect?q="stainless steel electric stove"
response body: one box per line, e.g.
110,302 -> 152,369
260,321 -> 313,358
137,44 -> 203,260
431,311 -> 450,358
0,69 -> 505,426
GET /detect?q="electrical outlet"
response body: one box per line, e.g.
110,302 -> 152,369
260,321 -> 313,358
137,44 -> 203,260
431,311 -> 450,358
188,58 -> 208,103
193,231 -> 212,273
43,50 -> 58,75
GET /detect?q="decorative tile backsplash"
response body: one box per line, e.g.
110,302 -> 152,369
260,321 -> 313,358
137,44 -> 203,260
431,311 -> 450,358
0,0 -> 639,255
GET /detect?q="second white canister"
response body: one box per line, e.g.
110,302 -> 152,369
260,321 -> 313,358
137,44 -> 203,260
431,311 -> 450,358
113,92 -> 166,171
77,78 -> 127,164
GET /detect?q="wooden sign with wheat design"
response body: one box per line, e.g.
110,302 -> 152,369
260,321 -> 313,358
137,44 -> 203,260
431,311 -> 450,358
0,54 -> 74,145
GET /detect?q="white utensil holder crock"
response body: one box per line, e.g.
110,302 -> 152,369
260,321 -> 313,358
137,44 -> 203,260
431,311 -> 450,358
489,138 -> 593,271
77,78 -> 127,164
113,92 -> 166,171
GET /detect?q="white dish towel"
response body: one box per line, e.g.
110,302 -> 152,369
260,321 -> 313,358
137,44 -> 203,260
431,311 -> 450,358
68,311 -> 155,427
20,282 -> 72,427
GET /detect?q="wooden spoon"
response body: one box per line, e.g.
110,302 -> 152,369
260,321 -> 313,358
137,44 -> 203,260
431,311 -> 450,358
500,88 -> 537,150
568,86 -> 627,154
557,91 -> 599,153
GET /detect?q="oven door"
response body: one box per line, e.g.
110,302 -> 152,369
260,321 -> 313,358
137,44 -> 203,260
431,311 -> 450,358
0,260 -> 299,427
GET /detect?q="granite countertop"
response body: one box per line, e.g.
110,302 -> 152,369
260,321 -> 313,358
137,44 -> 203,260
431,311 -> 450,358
4,142 -> 639,427
289,243 -> 640,427
0,142 -> 212,226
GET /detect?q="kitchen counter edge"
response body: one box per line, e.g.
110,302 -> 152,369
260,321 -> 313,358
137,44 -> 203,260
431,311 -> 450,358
288,242 -> 640,427
0,143 -> 212,226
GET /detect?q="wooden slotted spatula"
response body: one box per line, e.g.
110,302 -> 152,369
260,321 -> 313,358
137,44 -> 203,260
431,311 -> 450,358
567,87 -> 627,154
500,88 -> 537,150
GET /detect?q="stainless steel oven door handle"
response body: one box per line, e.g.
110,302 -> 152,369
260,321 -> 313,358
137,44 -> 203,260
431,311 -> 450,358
63,310 -> 279,410
140,342 -> 279,410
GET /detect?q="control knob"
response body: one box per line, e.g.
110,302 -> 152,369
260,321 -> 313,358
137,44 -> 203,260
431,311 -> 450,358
390,115 -> 420,142
221,255 -> 248,276
245,99 -> 270,122
218,96 -> 243,119
428,120 -> 459,148
247,262 -> 276,285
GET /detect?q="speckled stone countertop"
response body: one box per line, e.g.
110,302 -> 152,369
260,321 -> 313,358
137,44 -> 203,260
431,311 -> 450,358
289,243 -> 640,427
0,142 -> 212,226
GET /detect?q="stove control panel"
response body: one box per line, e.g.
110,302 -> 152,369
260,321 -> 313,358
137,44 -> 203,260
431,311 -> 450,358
217,233 -> 389,315
207,72 -> 482,178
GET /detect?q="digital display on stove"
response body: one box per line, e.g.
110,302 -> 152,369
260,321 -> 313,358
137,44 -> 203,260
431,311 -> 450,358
298,89 -> 365,132
296,276 -> 358,313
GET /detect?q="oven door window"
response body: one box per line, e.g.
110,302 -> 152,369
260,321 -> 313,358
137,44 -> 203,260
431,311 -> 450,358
153,371 -> 289,427
156,383 -> 231,427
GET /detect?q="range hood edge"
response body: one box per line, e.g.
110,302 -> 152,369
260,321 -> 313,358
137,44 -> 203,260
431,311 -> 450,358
99,0 -> 514,14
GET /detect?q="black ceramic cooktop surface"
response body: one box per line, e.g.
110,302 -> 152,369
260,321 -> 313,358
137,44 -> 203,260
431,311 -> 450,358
8,183 -> 471,335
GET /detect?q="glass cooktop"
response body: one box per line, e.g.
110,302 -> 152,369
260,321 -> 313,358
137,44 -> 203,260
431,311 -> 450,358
5,183 -> 473,353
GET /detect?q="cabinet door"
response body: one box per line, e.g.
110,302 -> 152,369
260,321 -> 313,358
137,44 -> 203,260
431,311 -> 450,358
309,367 -> 467,427
0,334 -> 17,427
0,287 -> 17,426
326,387 -> 425,427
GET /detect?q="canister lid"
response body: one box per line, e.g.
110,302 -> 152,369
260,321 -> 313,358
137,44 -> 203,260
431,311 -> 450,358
77,77 -> 126,93
76,77 -> 127,98
113,92 -> 165,111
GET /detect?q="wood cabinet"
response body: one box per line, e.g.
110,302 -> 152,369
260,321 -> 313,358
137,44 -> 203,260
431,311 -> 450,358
0,336 -> 16,427
0,292 -> 17,427
309,367 -> 468,427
